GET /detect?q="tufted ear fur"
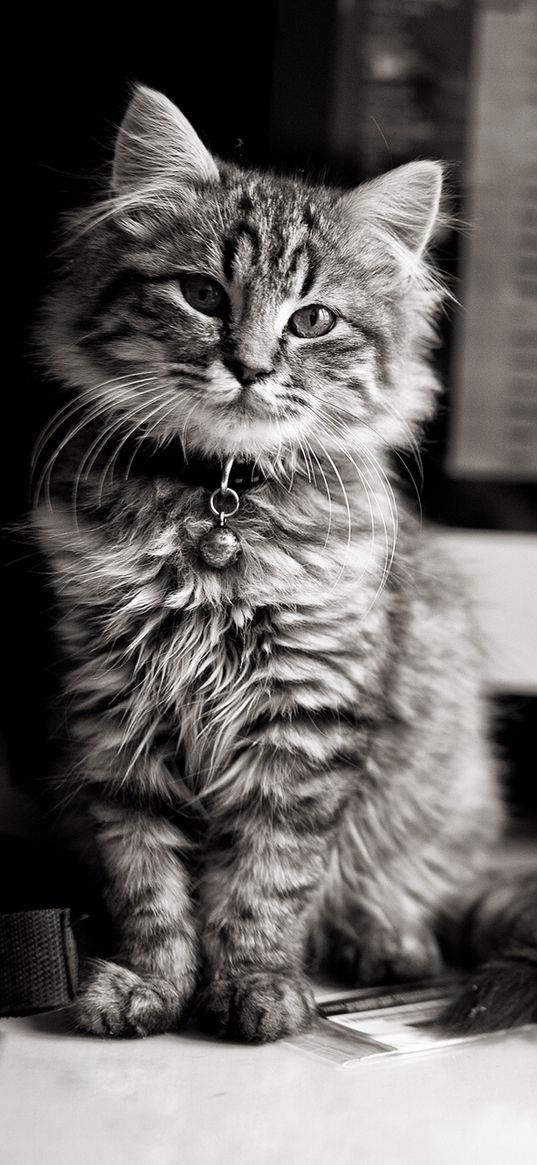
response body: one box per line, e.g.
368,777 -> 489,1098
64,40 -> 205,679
112,84 -> 220,193
341,160 -> 444,260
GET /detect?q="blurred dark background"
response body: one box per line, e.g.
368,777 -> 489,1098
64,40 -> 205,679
3,0 -> 536,834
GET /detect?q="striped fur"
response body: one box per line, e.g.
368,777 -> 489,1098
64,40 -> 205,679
31,85 -> 535,1040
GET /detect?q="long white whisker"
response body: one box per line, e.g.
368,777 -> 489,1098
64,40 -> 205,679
349,433 -> 399,577
311,400 -> 400,605
180,396 -> 204,458
303,437 -> 333,549
318,413 -> 400,609
76,381 -> 162,486
70,384 -> 170,520
348,443 -> 394,608
96,393 -> 182,506
308,434 -> 352,592
313,415 -> 377,588
35,381 -> 159,510
118,386 -> 194,484
31,371 -> 159,473
295,436 -> 314,485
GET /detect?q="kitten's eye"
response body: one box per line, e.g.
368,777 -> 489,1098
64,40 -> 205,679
181,273 -> 226,317
287,304 -> 336,338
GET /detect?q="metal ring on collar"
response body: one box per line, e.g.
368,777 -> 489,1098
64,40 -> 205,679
209,487 -> 240,519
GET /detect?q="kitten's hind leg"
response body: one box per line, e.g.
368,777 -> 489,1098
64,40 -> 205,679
312,808 -> 445,987
72,800 -> 199,1038
321,911 -> 444,987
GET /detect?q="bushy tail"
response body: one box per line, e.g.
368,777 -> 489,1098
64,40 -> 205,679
443,871 -> 537,1033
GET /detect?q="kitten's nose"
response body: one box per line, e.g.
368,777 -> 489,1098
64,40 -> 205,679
223,355 -> 272,387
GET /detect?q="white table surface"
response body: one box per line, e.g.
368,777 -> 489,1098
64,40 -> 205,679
1,1006 -> 536,1165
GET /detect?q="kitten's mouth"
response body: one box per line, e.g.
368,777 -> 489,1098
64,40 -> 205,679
214,385 -> 274,417
207,367 -> 281,418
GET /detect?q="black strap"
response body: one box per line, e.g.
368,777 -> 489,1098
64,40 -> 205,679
0,908 -> 78,1017
88,426 -> 266,493
0,836 -> 83,1017
128,442 -> 265,493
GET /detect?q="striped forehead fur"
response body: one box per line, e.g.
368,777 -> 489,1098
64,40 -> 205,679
63,162 -> 444,297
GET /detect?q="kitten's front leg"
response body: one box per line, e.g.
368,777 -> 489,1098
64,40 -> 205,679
198,767 -> 349,1042
74,799 -> 199,1038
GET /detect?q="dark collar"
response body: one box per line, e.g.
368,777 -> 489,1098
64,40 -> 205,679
124,437 -> 265,494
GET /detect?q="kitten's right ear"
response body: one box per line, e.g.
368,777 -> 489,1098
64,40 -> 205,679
112,84 -> 219,193
342,160 -> 444,261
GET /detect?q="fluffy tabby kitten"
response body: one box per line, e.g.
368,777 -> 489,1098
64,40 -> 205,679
31,85 -> 536,1040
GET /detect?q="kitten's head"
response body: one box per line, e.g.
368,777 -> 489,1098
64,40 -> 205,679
44,85 -> 445,470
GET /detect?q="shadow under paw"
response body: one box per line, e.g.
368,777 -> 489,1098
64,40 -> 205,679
199,971 -> 316,1043
76,960 -> 191,1038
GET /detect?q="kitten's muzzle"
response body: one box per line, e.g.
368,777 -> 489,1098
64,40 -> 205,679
222,355 -> 274,388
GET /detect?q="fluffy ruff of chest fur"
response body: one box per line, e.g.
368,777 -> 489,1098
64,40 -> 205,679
34,468 -> 396,810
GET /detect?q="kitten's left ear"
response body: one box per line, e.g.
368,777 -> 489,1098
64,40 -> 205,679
112,84 -> 219,193
342,160 -> 444,259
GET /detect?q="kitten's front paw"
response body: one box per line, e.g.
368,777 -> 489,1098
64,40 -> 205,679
76,961 -> 192,1038
200,971 -> 316,1042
